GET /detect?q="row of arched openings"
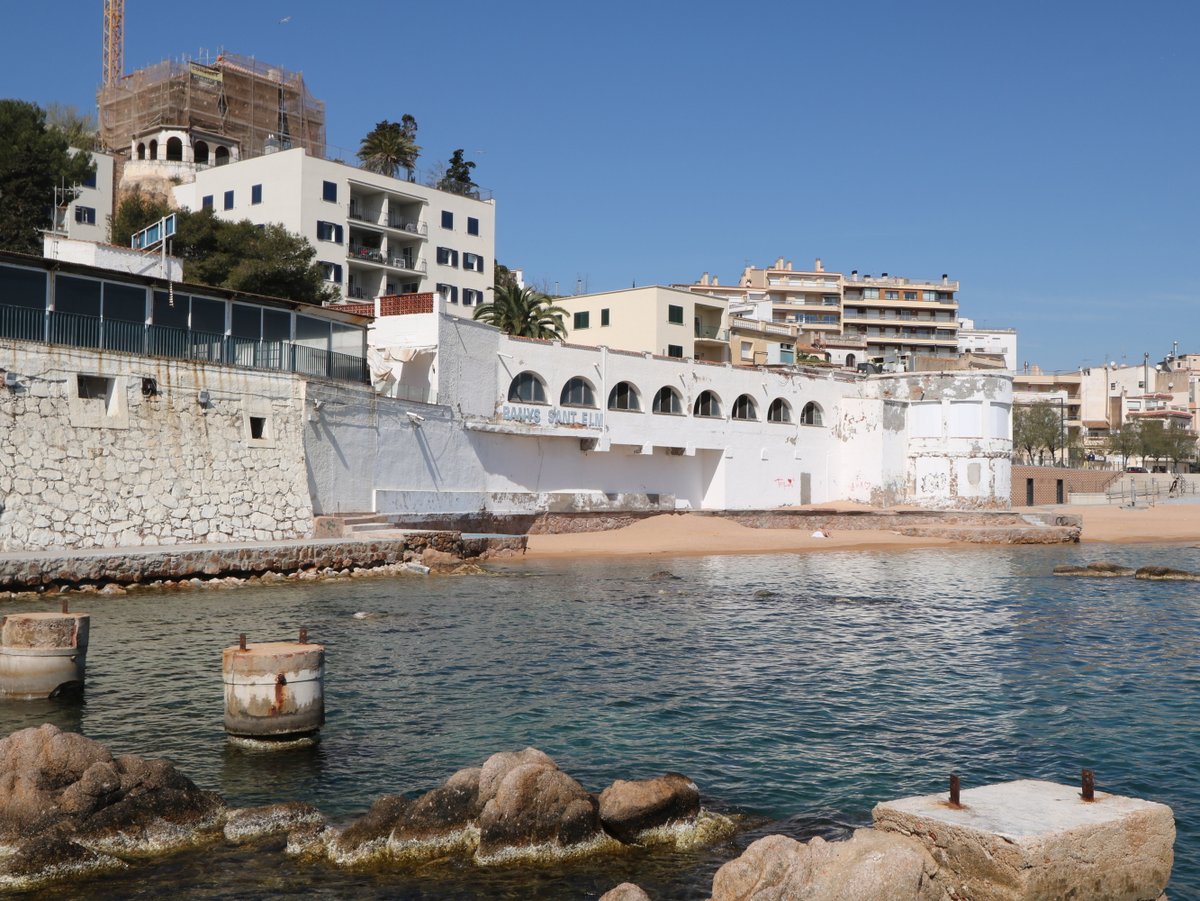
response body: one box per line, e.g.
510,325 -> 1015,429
136,139 -> 230,166
508,372 -> 823,425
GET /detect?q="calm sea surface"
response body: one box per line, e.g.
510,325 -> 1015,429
1,543 -> 1198,899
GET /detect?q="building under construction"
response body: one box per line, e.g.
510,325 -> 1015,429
98,52 -> 325,162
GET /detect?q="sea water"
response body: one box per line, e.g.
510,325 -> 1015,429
1,542 -> 1197,899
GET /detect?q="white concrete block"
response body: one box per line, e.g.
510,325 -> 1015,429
873,779 -> 1174,901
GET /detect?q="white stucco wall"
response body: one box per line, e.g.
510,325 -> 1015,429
300,312 -> 1014,518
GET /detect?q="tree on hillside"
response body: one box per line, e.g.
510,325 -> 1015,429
110,191 -> 171,247
473,284 -> 568,340
44,103 -> 98,151
111,195 -> 336,304
1106,420 -> 1143,470
357,117 -> 420,181
1013,403 -> 1063,465
494,262 -> 518,293
436,149 -> 478,197
0,100 -> 95,254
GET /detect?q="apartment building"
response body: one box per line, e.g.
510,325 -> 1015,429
52,151 -> 115,244
842,272 -> 959,360
957,318 -> 1017,370
686,257 -> 961,366
688,258 -> 842,335
552,287 -> 729,362
173,148 -> 495,315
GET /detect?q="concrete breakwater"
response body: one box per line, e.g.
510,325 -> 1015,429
376,508 -> 1083,545
0,533 -> 525,594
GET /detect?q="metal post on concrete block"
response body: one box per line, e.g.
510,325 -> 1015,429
223,634 -> 325,748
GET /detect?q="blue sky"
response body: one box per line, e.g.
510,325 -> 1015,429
2,1 -> 1196,370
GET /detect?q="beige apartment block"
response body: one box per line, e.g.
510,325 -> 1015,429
842,271 -> 959,360
554,286 -> 729,362
685,257 -> 961,366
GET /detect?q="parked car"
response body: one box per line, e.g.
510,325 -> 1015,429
1125,466 -> 1148,473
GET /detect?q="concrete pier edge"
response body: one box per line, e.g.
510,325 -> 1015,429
0,532 -> 525,594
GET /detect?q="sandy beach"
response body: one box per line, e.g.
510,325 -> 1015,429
1073,503 -> 1200,544
524,503 -> 1200,560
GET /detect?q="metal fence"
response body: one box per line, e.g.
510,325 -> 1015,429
0,304 -> 369,384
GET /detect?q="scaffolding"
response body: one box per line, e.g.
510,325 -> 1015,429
98,52 -> 325,159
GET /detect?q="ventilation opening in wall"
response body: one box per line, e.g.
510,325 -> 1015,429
77,374 -> 115,414
249,416 -> 268,441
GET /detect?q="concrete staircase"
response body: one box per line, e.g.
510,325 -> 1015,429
312,513 -> 410,538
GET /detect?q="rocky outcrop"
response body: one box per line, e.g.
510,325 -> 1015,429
326,747 -> 717,866
708,830 -> 944,901
0,725 -> 224,887
600,883 -> 653,901
1053,561 -> 1136,577
223,802 -> 324,843
599,773 -> 700,843
1135,566 -> 1200,581
477,762 -> 602,857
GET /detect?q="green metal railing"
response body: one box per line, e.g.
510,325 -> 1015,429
0,304 -> 369,384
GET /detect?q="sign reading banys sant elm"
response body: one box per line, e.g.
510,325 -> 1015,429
500,405 -> 604,428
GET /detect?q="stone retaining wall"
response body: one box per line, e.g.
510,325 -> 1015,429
0,341 -> 312,551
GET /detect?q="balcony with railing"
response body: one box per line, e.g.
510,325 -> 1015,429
386,218 -> 427,237
694,323 -> 727,341
348,243 -> 385,263
0,304 -> 368,384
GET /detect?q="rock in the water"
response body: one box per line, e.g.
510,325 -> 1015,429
0,725 -> 223,883
1054,562 -> 1135,577
223,802 -> 324,842
599,773 -> 700,843
478,748 -> 557,808
600,883 -> 652,901
0,835 -> 125,887
393,767 -> 481,841
477,763 -> 601,857
331,794 -> 413,860
1135,566 -> 1200,581
709,830 -> 942,901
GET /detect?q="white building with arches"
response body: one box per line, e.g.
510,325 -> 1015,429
304,304 -> 1014,515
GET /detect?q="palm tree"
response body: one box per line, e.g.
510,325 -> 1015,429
473,285 -> 569,340
356,119 -> 420,180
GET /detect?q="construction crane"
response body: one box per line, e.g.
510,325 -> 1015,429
102,0 -> 124,86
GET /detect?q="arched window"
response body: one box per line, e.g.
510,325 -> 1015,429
607,381 -> 640,411
214,146 -> 230,167
652,386 -> 683,415
801,402 -> 824,426
694,390 -> 722,418
148,139 -> 158,160
732,394 -> 758,421
560,376 -> 596,408
768,398 -> 792,423
508,371 -> 547,404
166,137 -> 183,161
136,142 -> 146,160
845,353 -> 856,369
194,140 -> 209,165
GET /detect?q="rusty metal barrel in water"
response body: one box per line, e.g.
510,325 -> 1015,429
0,612 -> 90,699
222,638 -> 325,741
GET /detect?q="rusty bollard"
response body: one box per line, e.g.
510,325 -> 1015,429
0,611 -> 90,699
222,629 -> 324,746
1081,768 -> 1096,802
